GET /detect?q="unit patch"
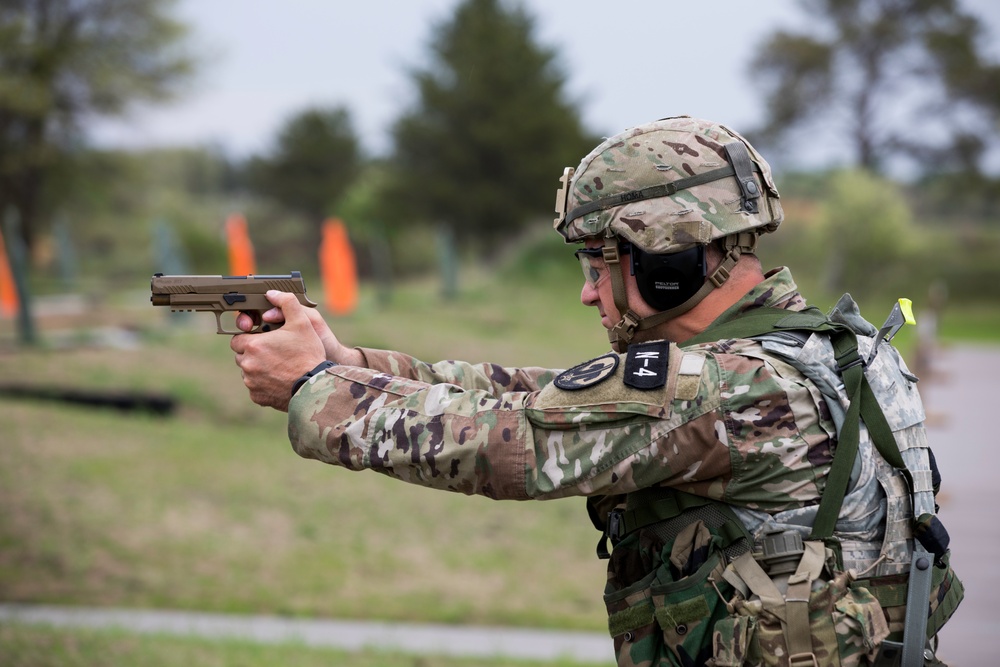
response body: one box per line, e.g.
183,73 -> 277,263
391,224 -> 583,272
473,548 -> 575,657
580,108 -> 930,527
553,353 -> 620,391
624,341 -> 669,390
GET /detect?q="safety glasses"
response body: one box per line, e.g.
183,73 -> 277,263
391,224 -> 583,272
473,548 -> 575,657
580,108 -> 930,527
574,243 -> 631,288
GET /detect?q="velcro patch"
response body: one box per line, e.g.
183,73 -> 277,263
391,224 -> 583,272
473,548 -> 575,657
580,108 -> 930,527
675,352 -> 705,400
624,341 -> 669,390
553,353 -> 620,391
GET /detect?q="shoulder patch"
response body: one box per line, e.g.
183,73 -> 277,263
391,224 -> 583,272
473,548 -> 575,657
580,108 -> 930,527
624,341 -> 669,390
553,353 -> 620,391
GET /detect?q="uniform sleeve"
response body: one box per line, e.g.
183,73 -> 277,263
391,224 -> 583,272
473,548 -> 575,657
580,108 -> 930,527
357,347 -> 559,395
287,345 -> 735,502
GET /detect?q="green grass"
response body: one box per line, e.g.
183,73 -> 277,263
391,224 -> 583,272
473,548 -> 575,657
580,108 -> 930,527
0,623 -> 604,667
0,257 -> 994,662
937,303 -> 1000,343
0,268 -> 608,634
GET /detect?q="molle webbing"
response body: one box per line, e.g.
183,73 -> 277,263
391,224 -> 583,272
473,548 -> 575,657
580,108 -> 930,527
604,487 -> 752,561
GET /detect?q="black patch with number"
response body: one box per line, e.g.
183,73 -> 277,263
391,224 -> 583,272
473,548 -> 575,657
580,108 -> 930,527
624,341 -> 669,390
553,353 -> 620,391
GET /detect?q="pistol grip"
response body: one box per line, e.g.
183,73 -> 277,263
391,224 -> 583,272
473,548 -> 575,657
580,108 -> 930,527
215,310 -> 282,335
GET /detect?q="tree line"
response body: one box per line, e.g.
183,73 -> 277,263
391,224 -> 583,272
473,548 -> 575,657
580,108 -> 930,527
2,0 -> 999,290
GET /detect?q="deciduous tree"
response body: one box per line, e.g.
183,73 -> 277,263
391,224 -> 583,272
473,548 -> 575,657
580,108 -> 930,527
750,0 -> 1000,174
0,0 -> 196,251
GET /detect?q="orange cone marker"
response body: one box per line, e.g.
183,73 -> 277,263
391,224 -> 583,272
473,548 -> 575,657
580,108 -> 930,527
226,213 -> 257,276
319,218 -> 358,315
0,227 -> 19,317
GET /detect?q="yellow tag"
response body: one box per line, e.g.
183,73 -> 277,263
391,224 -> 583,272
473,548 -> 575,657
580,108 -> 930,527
898,298 -> 916,326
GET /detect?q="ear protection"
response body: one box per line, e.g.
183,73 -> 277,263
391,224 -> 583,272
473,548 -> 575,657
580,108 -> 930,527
629,244 -> 707,312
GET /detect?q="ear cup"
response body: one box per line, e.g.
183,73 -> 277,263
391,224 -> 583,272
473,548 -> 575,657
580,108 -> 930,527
632,245 -> 707,312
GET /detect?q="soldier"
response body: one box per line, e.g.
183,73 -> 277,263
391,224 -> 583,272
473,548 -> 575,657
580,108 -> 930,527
232,116 -> 962,666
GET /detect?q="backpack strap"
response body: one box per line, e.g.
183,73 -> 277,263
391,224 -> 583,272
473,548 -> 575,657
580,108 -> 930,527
680,306 -> 905,543
681,303 -> 938,665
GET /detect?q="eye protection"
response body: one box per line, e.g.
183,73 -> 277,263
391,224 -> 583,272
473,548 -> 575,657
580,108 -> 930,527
574,243 -> 631,288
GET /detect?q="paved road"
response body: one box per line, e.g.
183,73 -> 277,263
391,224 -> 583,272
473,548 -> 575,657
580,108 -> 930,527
921,344 -> 1000,666
0,603 -> 614,663
2,345 -> 996,665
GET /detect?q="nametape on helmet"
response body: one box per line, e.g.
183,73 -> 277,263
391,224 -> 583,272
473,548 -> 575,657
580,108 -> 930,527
624,341 -> 669,390
553,353 -> 620,390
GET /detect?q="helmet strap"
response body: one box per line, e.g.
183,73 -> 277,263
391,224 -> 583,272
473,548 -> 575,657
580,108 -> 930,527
606,232 -> 759,351
603,236 -> 641,351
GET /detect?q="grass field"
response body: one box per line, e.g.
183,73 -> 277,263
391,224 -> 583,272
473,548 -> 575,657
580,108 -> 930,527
1,259 -> 996,663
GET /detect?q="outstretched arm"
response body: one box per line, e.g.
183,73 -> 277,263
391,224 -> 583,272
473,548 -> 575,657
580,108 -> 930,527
231,291 -> 336,411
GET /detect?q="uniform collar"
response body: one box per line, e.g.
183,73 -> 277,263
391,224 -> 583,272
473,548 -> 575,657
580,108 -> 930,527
708,266 -> 806,328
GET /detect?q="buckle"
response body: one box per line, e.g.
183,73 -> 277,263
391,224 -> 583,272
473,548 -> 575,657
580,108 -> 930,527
709,265 -> 731,288
607,508 -> 625,545
601,244 -> 620,265
788,653 -> 819,667
836,354 -> 865,373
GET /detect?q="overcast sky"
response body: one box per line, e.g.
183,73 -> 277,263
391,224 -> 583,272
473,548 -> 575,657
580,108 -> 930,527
93,0 -> 1000,168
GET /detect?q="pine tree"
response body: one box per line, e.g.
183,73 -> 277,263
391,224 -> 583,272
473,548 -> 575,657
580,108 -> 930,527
387,0 -> 595,253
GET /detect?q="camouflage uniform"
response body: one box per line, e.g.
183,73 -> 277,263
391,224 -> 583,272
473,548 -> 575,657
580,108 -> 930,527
289,267 -> 815,506
286,117 -> 963,665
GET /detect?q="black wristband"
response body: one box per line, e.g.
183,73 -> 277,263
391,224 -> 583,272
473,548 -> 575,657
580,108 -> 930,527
291,360 -> 338,398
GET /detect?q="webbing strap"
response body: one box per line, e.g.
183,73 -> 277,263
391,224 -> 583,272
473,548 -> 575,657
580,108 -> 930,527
785,542 -> 826,665
678,305 -> 904,543
809,332 -> 864,540
902,546 -> 934,666
679,306 -> 835,348
617,487 -> 752,549
730,551 -> 786,619
727,542 -> 827,666
860,380 -> 906,470
724,142 -> 761,215
623,488 -> 713,533
563,165 -> 737,225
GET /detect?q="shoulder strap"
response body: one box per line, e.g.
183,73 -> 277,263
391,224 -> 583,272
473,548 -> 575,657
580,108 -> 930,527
679,306 -> 905,541
680,306 -> 835,349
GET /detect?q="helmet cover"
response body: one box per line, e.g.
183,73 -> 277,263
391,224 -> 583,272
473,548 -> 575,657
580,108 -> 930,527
555,116 -> 782,253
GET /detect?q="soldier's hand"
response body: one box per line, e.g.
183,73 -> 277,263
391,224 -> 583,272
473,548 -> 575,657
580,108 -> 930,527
231,291 -> 328,412
236,295 -> 363,367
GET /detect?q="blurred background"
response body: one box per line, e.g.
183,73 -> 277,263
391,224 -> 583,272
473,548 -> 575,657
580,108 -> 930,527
1,0 -> 998,665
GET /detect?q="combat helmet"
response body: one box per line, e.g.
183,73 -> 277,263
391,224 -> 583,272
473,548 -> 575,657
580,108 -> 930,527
553,116 -> 783,350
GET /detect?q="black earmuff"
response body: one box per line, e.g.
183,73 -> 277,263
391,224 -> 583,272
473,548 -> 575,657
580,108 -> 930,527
629,244 -> 707,312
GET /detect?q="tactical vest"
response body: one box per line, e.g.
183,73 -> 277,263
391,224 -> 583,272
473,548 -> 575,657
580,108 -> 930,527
591,296 -> 964,667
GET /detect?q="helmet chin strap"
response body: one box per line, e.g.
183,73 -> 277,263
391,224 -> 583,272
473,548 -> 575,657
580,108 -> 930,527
605,232 -> 759,351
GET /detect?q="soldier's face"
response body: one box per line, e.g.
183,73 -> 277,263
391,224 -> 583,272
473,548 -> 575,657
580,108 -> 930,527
579,239 -> 658,332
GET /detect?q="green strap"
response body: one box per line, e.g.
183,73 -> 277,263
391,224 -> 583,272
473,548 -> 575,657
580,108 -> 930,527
679,306 -> 905,542
809,331 -> 864,540
860,379 -> 906,470
680,306 -> 830,348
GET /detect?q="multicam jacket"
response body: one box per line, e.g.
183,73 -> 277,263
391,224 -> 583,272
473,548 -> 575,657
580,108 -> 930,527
288,267 -> 828,509
287,267 -> 962,666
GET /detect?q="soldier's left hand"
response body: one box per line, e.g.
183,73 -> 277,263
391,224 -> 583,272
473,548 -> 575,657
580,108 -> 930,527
231,290 -> 327,412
